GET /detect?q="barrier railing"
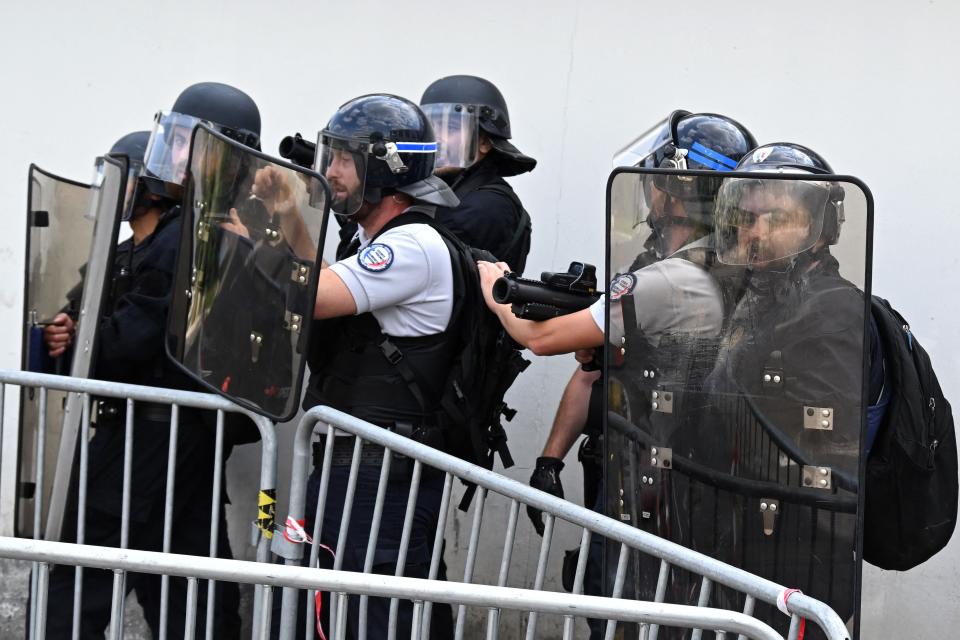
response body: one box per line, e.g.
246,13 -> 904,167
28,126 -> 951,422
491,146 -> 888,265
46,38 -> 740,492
0,372 -> 850,639
0,537 -> 789,640
0,370 -> 277,640
273,405 -> 850,640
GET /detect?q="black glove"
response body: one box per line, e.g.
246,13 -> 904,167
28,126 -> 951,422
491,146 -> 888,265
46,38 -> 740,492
527,456 -> 565,536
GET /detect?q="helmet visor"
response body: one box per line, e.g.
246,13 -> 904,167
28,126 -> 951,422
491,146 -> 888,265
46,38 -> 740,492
611,118 -> 671,168
144,111 -> 204,188
421,103 -> 479,171
118,159 -> 144,221
648,171 -> 724,208
315,133 -> 369,216
715,177 -> 833,268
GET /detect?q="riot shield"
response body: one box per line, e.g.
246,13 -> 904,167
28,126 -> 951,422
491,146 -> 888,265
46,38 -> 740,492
166,124 -> 331,421
0,167 -> 93,537
26,157 -> 127,542
603,167 -> 872,638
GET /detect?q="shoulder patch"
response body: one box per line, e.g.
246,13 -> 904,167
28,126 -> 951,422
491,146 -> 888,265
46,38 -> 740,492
609,273 -> 637,301
358,243 -> 394,272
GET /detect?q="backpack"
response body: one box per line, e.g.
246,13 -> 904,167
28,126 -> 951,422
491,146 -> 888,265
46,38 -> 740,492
377,211 -> 531,509
863,296 -> 958,570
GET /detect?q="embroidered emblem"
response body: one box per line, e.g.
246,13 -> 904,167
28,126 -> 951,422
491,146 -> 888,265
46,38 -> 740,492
358,243 -> 395,272
609,273 -> 637,300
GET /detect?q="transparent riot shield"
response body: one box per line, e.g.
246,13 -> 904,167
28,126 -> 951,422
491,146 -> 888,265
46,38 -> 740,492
0,167 -> 93,537
166,124 -> 331,421
604,167 -> 872,638
27,157 -> 127,542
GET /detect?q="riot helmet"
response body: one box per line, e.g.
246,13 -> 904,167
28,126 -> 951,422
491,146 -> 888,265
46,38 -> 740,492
315,93 -> 458,218
658,111 -> 753,214
142,82 -> 261,200
616,110 -> 756,255
420,75 -> 536,176
715,143 -> 846,270
107,130 -> 150,221
738,142 -> 834,174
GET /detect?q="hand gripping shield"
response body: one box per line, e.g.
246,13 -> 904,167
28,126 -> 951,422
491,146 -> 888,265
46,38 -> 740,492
603,167 -> 873,638
166,124 -> 331,421
3,158 -> 128,540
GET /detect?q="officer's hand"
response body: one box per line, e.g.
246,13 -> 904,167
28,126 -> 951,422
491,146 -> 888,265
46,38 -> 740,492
252,166 -> 295,216
574,348 -> 596,365
477,260 -> 510,310
527,456 -> 564,536
221,207 -> 251,239
43,313 -> 75,358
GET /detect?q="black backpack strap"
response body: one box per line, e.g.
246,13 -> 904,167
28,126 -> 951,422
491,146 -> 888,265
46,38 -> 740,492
370,210 -> 469,416
474,182 -> 530,261
370,208 -> 436,240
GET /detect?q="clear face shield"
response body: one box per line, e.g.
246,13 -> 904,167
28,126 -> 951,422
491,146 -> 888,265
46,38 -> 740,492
117,158 -> 145,221
144,110 -> 205,188
715,176 -> 836,270
314,132 -> 438,216
421,103 -> 479,172
315,134 -> 369,216
611,118 -> 671,168
87,158 -> 108,221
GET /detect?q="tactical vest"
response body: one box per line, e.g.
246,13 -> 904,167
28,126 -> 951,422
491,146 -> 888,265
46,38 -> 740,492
447,161 -> 532,274
305,210 -> 461,426
105,206 -> 180,314
613,242 -> 732,443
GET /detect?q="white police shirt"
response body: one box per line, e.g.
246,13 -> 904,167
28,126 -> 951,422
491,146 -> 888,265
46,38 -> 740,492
589,237 -> 724,346
328,216 -> 454,337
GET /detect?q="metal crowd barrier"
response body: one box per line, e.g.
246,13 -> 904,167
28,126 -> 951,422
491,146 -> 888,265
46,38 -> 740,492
0,537 -> 788,640
0,371 -> 850,639
273,406 -> 851,640
0,370 -> 277,640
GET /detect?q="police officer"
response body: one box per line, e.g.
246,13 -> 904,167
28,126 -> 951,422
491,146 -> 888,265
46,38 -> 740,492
479,111 -> 756,512
41,82 -> 261,638
701,143 -> 873,623
520,112 -> 757,531
479,111 -> 755,638
293,93 -> 463,639
335,76 -> 535,275
707,142 -> 867,409
420,74 -> 535,272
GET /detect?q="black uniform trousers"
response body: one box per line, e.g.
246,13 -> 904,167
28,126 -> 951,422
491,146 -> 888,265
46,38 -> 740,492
40,413 -> 240,639
272,458 -> 448,640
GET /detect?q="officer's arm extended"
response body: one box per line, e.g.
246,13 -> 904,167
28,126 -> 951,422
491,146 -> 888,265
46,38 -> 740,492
478,261 -> 603,355
313,268 -> 358,319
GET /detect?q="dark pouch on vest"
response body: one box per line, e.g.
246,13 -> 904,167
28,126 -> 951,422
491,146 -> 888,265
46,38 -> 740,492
561,547 -> 580,593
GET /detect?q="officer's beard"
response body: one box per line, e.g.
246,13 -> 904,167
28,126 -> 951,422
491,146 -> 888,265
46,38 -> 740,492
350,201 -> 375,224
333,199 -> 375,226
647,214 -> 697,258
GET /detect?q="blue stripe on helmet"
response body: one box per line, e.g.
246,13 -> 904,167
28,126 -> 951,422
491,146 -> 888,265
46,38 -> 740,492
690,141 -> 737,169
687,150 -> 733,171
394,141 -> 437,153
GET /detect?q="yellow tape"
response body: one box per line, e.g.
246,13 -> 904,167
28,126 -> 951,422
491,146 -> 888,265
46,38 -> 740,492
257,489 -> 277,539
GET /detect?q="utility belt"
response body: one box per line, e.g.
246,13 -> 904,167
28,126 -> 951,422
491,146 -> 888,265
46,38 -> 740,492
92,398 -> 175,426
312,421 -> 445,481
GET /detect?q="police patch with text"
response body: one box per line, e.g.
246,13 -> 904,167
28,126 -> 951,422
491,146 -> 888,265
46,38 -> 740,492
358,243 -> 394,272
609,273 -> 637,300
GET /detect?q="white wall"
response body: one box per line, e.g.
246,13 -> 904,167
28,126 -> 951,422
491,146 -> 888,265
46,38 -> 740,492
2,0 -> 959,636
